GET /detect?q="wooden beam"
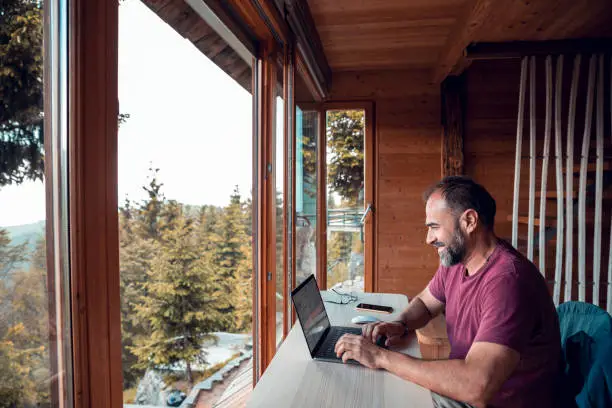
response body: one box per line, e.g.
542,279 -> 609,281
466,39 -> 612,60
201,0 -> 258,56
432,0 -> 495,83
285,0 -> 331,98
69,0 -> 123,406
296,50 -> 325,102
229,0 -> 290,48
441,75 -> 465,177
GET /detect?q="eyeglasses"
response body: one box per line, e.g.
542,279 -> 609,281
324,288 -> 358,305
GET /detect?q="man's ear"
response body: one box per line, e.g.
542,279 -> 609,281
461,209 -> 479,234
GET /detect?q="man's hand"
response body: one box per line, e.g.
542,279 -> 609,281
334,334 -> 387,369
361,321 -> 406,347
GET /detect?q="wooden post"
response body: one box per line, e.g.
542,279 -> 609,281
539,57 -> 552,275
512,58 -> 529,248
527,56 -> 536,261
593,55 -> 604,306
553,55 -> 565,306
565,55 -> 581,302
441,75 -> 465,177
578,55 -> 597,302
68,0 -> 123,406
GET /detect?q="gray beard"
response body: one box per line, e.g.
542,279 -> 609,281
439,228 -> 466,267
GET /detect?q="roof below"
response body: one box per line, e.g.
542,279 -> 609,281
142,0 -> 252,92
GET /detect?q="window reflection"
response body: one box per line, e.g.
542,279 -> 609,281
0,0 -> 71,405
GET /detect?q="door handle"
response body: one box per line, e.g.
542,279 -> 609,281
360,203 -> 374,224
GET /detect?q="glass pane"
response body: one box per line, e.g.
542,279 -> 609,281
275,96 -> 284,347
326,110 -> 366,292
0,0 -> 71,405
118,1 -> 254,405
296,107 -> 318,287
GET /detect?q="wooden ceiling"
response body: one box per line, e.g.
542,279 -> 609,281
306,0 -> 466,72
306,0 -> 612,80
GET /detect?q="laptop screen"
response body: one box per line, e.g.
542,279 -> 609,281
291,275 -> 330,354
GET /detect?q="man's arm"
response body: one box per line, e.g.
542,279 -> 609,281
364,285 -> 445,344
377,341 -> 519,407
397,286 -> 445,330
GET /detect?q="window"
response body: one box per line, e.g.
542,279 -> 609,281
117,1 -> 254,405
291,102 -> 374,293
326,110 -> 367,291
295,107 -> 318,287
274,95 -> 285,347
0,0 -> 72,405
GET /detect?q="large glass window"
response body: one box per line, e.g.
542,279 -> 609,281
274,95 -> 284,347
118,1 -> 254,405
326,110 -> 366,291
0,0 -> 72,405
295,107 -> 318,287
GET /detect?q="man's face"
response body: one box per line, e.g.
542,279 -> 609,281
425,193 -> 467,267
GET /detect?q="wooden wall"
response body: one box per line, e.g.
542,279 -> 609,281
330,70 -> 442,297
331,58 -> 612,310
464,60 -> 520,247
465,57 -> 612,307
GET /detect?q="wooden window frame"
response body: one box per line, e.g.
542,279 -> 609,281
283,43 -> 296,340
68,0 -> 123,406
224,0 -> 294,381
297,102 -> 376,293
64,0 -> 297,397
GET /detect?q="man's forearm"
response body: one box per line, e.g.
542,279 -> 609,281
376,350 -> 486,408
397,296 -> 435,331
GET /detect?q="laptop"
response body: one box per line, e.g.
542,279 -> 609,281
291,274 -> 386,365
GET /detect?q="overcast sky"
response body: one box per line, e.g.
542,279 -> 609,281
0,0 -> 273,227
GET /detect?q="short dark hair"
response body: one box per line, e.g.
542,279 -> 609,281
423,176 -> 496,229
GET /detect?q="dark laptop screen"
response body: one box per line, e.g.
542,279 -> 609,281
291,275 -> 330,354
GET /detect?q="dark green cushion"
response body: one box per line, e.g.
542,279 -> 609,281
557,301 -> 612,406
575,338 -> 612,408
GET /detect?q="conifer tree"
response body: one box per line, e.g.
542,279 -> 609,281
132,209 -> 223,386
210,186 -> 249,329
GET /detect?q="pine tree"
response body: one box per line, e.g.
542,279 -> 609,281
0,0 -> 44,186
134,167 -> 165,241
119,168 -> 168,387
0,228 -> 29,279
118,202 -> 154,388
132,209 -> 224,386
0,323 -> 43,407
326,110 -> 365,205
327,231 -> 351,287
210,186 -> 249,330
0,235 -> 50,406
195,205 -> 221,253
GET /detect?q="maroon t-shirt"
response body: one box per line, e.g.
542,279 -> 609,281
428,240 -> 560,408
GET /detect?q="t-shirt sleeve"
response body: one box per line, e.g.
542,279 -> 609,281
427,265 -> 447,303
473,269 -> 535,354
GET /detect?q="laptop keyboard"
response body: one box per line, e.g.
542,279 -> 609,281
317,327 -> 362,359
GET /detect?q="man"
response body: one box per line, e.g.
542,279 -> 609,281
335,176 -> 560,408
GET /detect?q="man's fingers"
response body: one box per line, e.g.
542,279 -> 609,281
342,350 -> 355,364
336,339 -> 358,358
371,324 -> 384,343
362,322 -> 378,339
335,334 -> 360,354
385,334 -> 402,347
335,342 -> 346,358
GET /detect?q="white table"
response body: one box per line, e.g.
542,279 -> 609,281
247,292 -> 434,408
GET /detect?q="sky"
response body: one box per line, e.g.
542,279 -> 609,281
0,0 -> 276,227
